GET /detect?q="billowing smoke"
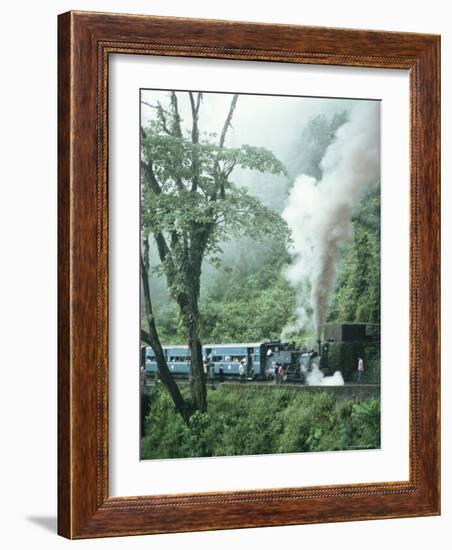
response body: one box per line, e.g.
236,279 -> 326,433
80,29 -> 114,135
306,364 -> 345,386
299,359 -> 345,386
282,102 -> 380,337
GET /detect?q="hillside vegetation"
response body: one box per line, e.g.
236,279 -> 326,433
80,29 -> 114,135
141,385 -> 381,459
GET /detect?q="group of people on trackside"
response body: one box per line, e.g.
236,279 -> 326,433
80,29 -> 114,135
203,355 -> 250,383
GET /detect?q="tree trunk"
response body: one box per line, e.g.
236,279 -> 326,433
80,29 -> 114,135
187,299 -> 207,413
176,286 -> 207,413
176,234 -> 208,413
189,235 -> 211,412
140,254 -> 191,423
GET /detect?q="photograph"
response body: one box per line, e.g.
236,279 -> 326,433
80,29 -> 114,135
139,89 -> 381,460
0,0 -> 443,544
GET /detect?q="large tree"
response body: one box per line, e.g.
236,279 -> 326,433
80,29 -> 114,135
140,91 -> 289,420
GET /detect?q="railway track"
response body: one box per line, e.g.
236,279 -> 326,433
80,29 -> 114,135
142,380 -> 380,402
143,377 -> 380,399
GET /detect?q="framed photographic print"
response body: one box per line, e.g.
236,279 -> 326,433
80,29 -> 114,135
58,11 -> 440,538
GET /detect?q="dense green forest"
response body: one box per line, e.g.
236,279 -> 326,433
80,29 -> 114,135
141,385 -> 380,459
140,94 -> 381,457
145,110 -> 380,346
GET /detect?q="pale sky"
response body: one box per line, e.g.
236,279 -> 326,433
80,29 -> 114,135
140,89 -> 365,160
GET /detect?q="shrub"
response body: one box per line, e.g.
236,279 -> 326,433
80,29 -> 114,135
140,385 -> 381,459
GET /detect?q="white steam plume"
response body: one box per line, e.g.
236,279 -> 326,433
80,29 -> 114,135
282,102 -> 380,337
299,359 -> 344,386
306,364 -> 345,386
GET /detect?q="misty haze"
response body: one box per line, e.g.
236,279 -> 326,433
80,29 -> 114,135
139,89 -> 381,460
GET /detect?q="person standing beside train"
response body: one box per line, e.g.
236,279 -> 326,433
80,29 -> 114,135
207,354 -> 214,381
239,359 -> 246,384
272,361 -> 278,384
266,347 -> 274,379
278,364 -> 285,385
357,357 -> 364,383
203,355 -> 209,378
140,364 -> 146,386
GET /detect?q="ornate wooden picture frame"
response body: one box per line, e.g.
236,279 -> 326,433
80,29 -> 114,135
58,11 -> 440,539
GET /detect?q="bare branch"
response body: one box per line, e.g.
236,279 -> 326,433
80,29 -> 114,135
141,328 -> 152,346
196,92 -> 202,112
219,94 -> 239,147
140,99 -> 155,110
224,163 -> 236,178
210,94 -> 239,200
142,230 -> 150,273
154,233 -> 170,264
140,253 -> 190,423
155,101 -> 172,135
188,92 -> 200,144
188,92 -> 200,192
141,160 -> 162,195
170,92 -> 182,138
141,99 -> 173,134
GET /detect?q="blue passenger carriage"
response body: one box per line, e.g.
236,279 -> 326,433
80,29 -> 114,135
144,340 -> 284,380
144,346 -> 158,376
203,344 -> 252,378
144,345 -> 191,377
203,341 -> 280,379
165,345 -> 192,376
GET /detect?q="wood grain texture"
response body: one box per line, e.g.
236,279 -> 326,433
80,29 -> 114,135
57,10 -> 72,539
57,10 -> 440,539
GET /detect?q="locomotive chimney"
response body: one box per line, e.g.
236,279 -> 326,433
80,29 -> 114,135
317,326 -> 322,356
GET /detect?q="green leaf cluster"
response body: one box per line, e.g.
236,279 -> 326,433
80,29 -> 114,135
200,242 -> 296,342
328,188 -> 381,324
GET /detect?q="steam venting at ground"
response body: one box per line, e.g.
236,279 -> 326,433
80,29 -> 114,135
306,364 -> 345,386
282,102 -> 380,338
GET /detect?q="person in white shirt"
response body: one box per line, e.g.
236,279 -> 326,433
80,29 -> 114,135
239,359 -> 246,383
357,357 -> 364,383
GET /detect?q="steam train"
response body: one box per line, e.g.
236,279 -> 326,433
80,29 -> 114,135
143,341 -> 317,382
143,324 -> 380,384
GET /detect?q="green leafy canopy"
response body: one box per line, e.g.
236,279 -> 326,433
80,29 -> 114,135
141,112 -> 291,273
